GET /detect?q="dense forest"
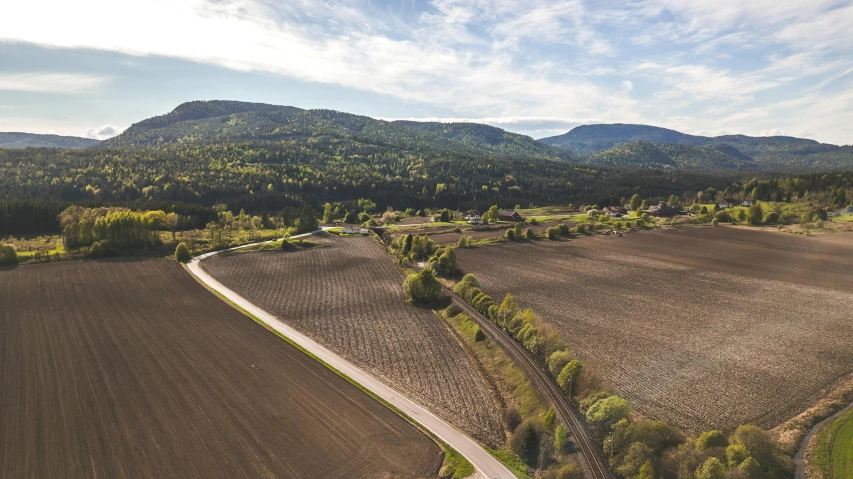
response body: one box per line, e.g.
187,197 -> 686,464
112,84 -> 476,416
0,136 -> 749,233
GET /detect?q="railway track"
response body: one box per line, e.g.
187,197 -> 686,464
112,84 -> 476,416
446,286 -> 614,479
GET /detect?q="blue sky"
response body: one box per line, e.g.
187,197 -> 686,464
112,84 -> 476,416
1,0 -> 851,144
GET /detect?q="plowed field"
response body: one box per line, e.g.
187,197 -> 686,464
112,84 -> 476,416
455,227 -> 853,431
0,259 -> 440,479
202,234 -> 504,446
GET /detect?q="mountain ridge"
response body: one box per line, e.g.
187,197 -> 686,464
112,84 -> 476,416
103,100 -> 568,160
0,132 -> 99,149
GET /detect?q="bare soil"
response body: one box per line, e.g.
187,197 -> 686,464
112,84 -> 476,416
454,227 -> 853,432
0,258 -> 441,479
202,234 -> 505,446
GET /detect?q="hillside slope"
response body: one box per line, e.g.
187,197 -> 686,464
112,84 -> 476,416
0,132 -> 98,149
585,141 -> 754,169
541,123 -> 852,169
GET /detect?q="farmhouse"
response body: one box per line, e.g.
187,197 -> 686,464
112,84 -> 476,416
498,209 -> 524,222
603,206 -> 628,218
462,209 -> 481,219
649,203 -> 685,218
717,198 -> 750,209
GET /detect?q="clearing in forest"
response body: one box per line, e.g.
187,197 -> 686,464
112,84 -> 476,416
455,227 -> 853,431
0,259 -> 441,479
202,234 -> 505,446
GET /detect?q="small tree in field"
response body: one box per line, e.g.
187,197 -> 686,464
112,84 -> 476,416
0,244 -> 18,266
546,227 -> 558,240
403,268 -> 441,304
175,242 -> 191,263
524,228 -> 536,239
747,204 -> 763,225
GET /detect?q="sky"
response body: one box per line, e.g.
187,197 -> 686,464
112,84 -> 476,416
0,0 -> 851,144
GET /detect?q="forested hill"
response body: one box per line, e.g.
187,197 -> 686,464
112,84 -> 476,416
585,141 -> 755,170
104,100 -> 566,160
540,123 -> 853,169
391,120 -> 568,159
0,132 -> 99,149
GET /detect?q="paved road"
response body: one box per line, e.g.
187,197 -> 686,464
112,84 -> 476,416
445,287 -> 614,479
185,231 -> 515,479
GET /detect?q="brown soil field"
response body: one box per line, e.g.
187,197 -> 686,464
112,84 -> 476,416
454,227 -> 853,432
0,259 -> 441,479
202,234 -> 505,446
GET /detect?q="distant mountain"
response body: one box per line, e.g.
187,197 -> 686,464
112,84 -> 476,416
540,124 -> 852,169
0,132 -> 99,149
105,100 -> 567,160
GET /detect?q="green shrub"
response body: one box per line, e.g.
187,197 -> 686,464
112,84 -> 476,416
174,242 -> 191,262
696,430 -> 727,450
90,241 -> 106,259
725,444 -> 749,467
635,219 -> 644,228
524,228 -> 536,239
712,218 -> 719,226
695,457 -> 725,479
547,350 -> 573,377
575,224 -> 586,234
504,407 -> 523,432
557,223 -> 570,236
435,246 -> 457,275
557,360 -> 582,396
763,211 -> 780,224
403,268 -> 442,304
586,395 -> 631,431
546,227 -> 558,240
505,228 -> 516,240
511,418 -> 543,467
0,244 -> 18,266
554,424 -> 570,453
542,408 -> 556,430
714,210 -> 730,222
474,327 -> 486,342
554,462 -> 581,479
747,204 -> 763,225
281,239 -> 295,250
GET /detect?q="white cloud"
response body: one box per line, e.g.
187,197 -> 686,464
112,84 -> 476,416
0,71 -> 110,93
0,0 -> 640,123
85,124 -> 120,140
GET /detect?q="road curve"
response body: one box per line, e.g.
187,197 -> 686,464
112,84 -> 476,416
446,287 -> 614,479
185,231 -> 515,479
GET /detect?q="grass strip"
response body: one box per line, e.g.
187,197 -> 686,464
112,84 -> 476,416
815,407 -> 853,478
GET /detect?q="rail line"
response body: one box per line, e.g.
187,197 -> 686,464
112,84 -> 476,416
446,286 -> 614,479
